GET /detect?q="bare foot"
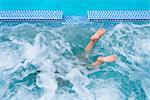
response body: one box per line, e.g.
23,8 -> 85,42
90,55 -> 117,67
90,61 -> 103,67
97,55 -> 117,62
84,28 -> 105,52
90,28 -> 105,41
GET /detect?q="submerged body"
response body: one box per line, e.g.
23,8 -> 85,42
85,28 -> 117,67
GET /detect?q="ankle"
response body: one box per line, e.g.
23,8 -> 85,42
90,39 -> 97,43
90,37 -> 97,41
97,57 -> 104,62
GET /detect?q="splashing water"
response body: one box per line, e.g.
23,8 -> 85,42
0,21 -> 150,100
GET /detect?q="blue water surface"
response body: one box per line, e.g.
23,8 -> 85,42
0,20 -> 150,100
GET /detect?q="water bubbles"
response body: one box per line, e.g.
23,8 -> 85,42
0,21 -> 149,100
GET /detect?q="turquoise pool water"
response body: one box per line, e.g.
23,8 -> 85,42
0,0 -> 150,15
0,0 -> 150,100
0,20 -> 150,100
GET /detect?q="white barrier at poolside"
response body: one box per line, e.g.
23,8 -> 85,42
88,10 -> 150,20
0,10 -> 63,20
0,10 -> 150,20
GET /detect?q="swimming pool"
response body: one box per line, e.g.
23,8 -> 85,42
0,0 -> 150,100
0,20 -> 150,100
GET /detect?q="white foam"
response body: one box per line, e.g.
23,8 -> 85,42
0,22 -> 150,100
136,39 -> 150,53
66,68 -> 94,100
37,72 -> 57,100
142,78 -> 150,100
128,92 -> 136,100
90,79 -> 125,100
55,91 -> 79,100
11,86 -> 35,100
0,42 -> 24,71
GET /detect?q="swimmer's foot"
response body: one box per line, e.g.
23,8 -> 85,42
85,28 -> 105,52
90,55 -> 117,67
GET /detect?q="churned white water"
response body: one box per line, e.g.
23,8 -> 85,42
0,21 -> 149,100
